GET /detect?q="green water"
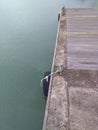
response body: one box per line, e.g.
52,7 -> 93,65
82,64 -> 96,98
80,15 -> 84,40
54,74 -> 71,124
0,0 -> 98,130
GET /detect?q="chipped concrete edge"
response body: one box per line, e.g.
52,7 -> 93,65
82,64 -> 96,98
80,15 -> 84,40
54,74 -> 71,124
42,9 -> 62,130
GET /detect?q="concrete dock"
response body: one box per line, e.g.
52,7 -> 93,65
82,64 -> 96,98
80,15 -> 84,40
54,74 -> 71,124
42,8 -> 98,130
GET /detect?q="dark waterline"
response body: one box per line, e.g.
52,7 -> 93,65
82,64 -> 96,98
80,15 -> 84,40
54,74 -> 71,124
0,0 -> 98,130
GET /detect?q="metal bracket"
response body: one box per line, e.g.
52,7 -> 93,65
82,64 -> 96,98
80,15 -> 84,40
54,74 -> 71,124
54,65 -> 64,75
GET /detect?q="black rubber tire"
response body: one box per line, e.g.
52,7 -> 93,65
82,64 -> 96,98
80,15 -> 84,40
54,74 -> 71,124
42,71 -> 51,97
58,13 -> 60,21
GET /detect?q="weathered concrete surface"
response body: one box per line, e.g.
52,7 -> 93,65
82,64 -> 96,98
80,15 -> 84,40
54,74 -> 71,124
42,8 -> 98,130
69,87 -> 98,130
67,8 -> 98,70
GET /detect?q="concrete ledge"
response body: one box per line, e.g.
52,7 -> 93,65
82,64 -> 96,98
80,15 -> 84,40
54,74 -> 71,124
42,8 -> 68,130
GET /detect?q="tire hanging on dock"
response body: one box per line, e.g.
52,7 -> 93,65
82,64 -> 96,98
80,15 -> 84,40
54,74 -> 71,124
42,71 -> 51,97
58,13 -> 60,21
